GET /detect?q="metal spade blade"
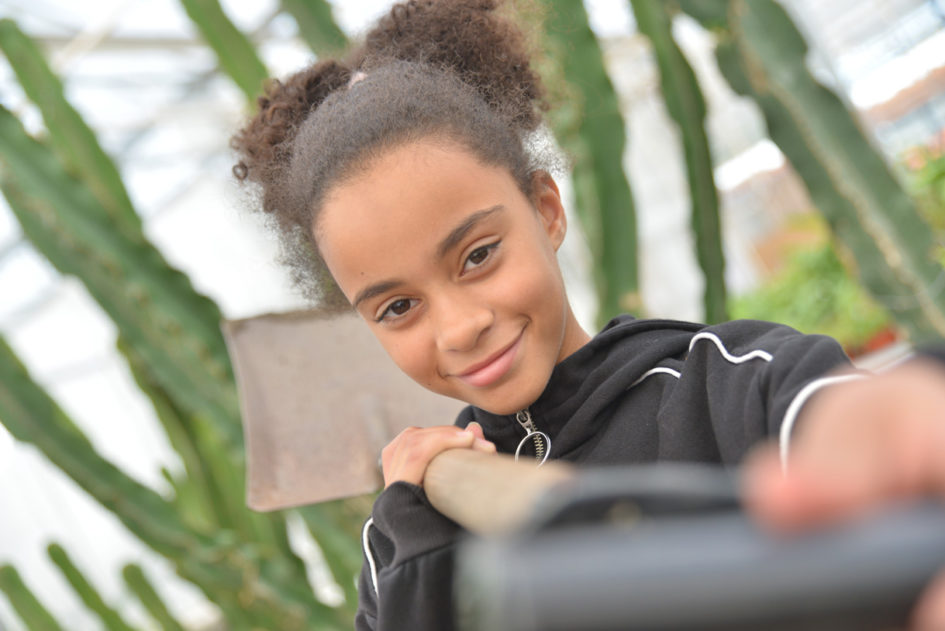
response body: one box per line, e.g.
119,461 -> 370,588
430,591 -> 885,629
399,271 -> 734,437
222,309 -> 465,510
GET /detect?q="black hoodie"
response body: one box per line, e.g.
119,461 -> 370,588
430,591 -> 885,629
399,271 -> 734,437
354,316 -> 853,630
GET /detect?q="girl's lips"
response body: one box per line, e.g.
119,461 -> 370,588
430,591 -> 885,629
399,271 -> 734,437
455,333 -> 523,388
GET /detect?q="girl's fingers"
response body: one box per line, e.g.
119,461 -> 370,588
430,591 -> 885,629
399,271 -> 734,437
742,445 -> 881,531
913,570 -> 945,629
473,437 -> 497,453
466,421 -> 485,440
382,426 -> 474,486
465,421 -> 497,453
381,425 -> 494,487
747,360 -> 945,531
744,360 -> 945,629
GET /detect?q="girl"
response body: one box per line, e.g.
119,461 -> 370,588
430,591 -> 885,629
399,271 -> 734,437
231,1 -> 945,629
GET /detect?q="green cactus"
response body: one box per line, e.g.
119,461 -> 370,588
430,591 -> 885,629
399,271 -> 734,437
0,19 -> 140,235
280,0 -> 348,54
681,0 -> 945,342
0,102 -> 243,475
47,544 -> 137,631
121,564 -> 187,631
0,337 -> 191,559
0,4 -> 374,627
177,0 -> 269,103
297,500 -> 371,608
543,0 -> 640,325
631,0 -> 727,323
119,335 -> 231,532
0,566 -> 63,631
0,332 -> 350,629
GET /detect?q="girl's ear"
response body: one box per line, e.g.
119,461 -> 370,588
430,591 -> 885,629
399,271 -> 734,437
530,171 -> 567,251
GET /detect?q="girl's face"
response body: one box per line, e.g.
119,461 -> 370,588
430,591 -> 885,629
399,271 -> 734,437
316,140 -> 590,415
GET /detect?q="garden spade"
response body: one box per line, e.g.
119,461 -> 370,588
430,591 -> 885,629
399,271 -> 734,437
222,309 -> 466,511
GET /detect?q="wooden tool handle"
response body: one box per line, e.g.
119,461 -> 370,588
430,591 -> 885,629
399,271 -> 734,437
424,449 -> 575,535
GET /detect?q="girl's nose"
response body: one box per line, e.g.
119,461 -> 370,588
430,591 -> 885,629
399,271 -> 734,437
434,296 -> 494,353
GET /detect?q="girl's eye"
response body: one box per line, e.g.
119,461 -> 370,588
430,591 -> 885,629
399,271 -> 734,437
462,241 -> 500,274
376,298 -> 417,323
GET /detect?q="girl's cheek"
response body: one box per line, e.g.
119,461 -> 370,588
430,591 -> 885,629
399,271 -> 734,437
396,328 -> 442,388
517,256 -> 563,301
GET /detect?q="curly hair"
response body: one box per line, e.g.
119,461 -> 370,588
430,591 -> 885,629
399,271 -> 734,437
231,0 -> 551,307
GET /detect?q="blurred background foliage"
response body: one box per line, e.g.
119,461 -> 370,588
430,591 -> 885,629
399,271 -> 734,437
908,138 -> 945,235
730,213 -> 894,353
0,0 -> 943,629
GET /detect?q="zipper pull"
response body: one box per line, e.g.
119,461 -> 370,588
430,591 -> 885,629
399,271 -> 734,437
514,409 -> 550,465
515,409 -> 537,433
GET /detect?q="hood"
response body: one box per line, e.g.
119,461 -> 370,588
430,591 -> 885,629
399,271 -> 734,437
459,315 -> 703,459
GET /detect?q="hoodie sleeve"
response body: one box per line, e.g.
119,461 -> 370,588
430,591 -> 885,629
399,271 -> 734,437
917,345 -> 945,367
658,320 -> 856,465
355,481 -> 463,631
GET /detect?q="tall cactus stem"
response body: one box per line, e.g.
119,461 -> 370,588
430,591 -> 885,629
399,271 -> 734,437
631,0 -> 728,323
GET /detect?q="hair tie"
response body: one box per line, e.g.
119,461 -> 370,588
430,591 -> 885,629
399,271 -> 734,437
348,70 -> 368,89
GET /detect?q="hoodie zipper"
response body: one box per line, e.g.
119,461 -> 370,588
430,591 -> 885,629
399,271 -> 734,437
514,408 -> 548,463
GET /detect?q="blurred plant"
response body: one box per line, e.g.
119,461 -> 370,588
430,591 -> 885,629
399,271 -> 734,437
677,0 -> 945,343
731,216 -> 892,354
542,0 -> 642,325
903,142 -> 945,238
631,0 -> 727,323
0,2 -> 363,629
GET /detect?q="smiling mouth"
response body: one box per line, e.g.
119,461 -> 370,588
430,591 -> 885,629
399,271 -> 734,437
454,332 -> 523,388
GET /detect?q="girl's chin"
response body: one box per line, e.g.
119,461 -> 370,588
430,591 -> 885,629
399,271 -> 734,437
460,386 -> 541,416
472,401 -> 522,415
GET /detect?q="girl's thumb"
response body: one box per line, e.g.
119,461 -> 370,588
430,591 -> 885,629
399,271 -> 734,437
466,421 -> 485,440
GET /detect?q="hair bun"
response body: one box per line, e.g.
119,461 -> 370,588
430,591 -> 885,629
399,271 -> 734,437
357,0 -> 545,131
231,0 -> 554,307
233,59 -> 351,183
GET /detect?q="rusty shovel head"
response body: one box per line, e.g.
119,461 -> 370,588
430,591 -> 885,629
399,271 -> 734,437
222,309 -> 465,511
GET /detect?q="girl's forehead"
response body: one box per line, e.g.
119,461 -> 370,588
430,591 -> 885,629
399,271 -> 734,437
317,141 -> 521,245
314,140 -> 529,293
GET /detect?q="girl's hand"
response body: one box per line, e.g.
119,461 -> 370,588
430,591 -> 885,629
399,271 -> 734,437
743,358 -> 945,628
381,421 -> 496,488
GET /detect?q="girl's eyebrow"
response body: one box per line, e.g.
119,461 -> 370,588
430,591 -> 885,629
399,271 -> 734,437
435,205 -> 504,260
353,205 -> 504,309
353,279 -> 404,310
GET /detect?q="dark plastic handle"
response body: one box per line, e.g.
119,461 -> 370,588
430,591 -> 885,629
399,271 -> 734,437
455,466 -> 945,631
